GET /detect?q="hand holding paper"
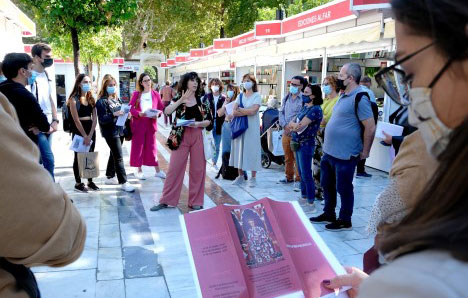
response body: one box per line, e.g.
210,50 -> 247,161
70,135 -> 93,152
375,122 -> 403,139
116,104 -> 130,127
176,119 -> 195,127
144,108 -> 162,118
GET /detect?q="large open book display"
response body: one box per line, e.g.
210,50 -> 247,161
180,198 -> 349,298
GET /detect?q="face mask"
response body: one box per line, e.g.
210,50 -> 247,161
82,83 -> 91,93
42,58 -> 54,68
336,78 -> 347,91
289,85 -> 299,95
227,90 -> 234,98
0,75 -> 6,83
302,94 -> 312,104
243,81 -> 253,90
408,88 -> 452,157
211,85 -> 219,93
106,86 -> 115,94
27,70 -> 38,85
322,85 -> 332,96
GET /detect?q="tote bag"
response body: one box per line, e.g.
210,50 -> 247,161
77,152 -> 100,179
230,94 -> 248,139
271,130 -> 284,156
203,129 -> 215,161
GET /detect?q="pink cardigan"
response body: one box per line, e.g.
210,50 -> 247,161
129,90 -> 164,131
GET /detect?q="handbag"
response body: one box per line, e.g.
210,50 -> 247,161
77,152 -> 100,179
230,94 -> 248,139
124,117 -> 132,141
202,129 -> 215,161
271,130 -> 284,156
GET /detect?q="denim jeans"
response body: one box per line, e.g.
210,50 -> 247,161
321,153 -> 359,222
37,132 -> 55,181
221,122 -> 232,154
212,122 -> 222,164
105,136 -> 127,184
295,141 -> 315,203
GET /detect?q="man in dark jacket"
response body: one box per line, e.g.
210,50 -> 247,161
0,53 -> 50,144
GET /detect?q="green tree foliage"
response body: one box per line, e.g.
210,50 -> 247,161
143,66 -> 157,82
18,0 -> 137,75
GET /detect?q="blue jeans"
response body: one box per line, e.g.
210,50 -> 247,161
221,122 -> 232,154
295,142 -> 315,203
37,132 -> 55,181
321,153 -> 358,222
212,122 -> 222,164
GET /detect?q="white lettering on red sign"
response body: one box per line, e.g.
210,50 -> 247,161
298,10 -> 331,28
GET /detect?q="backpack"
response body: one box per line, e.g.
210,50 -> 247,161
62,98 -> 81,133
354,92 -> 378,141
215,152 -> 239,180
30,70 -> 50,101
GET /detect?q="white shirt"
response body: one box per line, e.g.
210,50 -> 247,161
213,94 -> 220,119
140,92 -> 152,112
34,71 -> 53,122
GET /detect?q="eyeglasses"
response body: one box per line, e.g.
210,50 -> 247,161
142,79 -> 152,83
290,83 -> 302,87
375,43 -> 434,106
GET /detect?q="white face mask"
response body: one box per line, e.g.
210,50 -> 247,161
408,87 -> 452,157
211,85 -> 219,93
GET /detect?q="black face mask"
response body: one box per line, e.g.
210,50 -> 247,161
336,78 -> 347,91
42,58 -> 54,68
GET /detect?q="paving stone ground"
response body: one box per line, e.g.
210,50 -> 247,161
33,117 -> 388,298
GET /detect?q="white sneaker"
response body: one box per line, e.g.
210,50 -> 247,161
121,182 -> 135,192
248,177 -> 257,188
232,176 -> 244,185
105,177 -> 119,185
135,171 -> 146,180
308,202 -> 316,212
155,171 -> 166,179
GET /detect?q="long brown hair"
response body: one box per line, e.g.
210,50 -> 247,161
226,84 -> 239,102
208,78 -> 224,93
137,73 -> 152,92
68,74 -> 95,107
98,75 -> 117,99
378,119 -> 468,261
177,72 -> 203,99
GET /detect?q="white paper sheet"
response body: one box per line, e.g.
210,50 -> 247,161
375,121 -> 404,139
225,101 -> 235,116
69,135 -> 92,153
176,119 -> 195,127
144,108 -> 162,118
116,104 -> 130,127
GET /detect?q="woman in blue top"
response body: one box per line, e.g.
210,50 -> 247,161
288,84 -> 323,207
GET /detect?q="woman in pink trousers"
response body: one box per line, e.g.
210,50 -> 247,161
129,73 -> 166,179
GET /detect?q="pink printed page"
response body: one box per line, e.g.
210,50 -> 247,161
269,199 -> 337,298
224,199 -> 304,298
184,206 -> 249,298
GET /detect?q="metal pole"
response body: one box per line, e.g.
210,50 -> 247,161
321,47 -> 328,84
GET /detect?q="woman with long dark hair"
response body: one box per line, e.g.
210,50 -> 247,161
96,75 -> 135,192
150,72 -> 213,211
288,84 -> 323,207
129,73 -> 165,180
323,0 -> 468,296
68,74 -> 98,192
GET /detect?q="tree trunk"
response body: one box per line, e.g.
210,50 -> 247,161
220,26 -> 225,38
87,61 -> 93,84
71,27 -> 80,76
97,64 -> 101,90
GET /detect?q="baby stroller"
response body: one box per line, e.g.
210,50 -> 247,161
260,108 -> 285,168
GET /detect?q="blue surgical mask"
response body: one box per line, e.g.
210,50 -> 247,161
106,86 -> 115,94
82,83 -> 91,93
0,75 -> 6,83
28,70 -> 38,86
289,85 -> 299,95
322,85 -> 332,96
243,81 -> 253,90
302,95 -> 312,104
227,90 -> 234,98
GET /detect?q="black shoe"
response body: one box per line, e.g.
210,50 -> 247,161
150,203 -> 175,211
310,213 -> 336,224
87,181 -> 100,191
277,178 -> 294,184
74,183 -> 88,193
325,219 -> 352,231
356,172 -> 372,177
189,205 -> 204,210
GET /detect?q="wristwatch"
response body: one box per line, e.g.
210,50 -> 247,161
52,119 -> 60,124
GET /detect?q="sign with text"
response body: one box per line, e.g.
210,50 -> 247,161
160,62 -> 168,68
190,49 -> 204,58
176,56 -> 189,63
112,58 -> 125,65
232,31 -> 258,48
203,46 -> 217,56
167,59 -> 176,66
214,39 -> 233,50
350,0 -> 390,10
282,0 -> 354,35
255,21 -> 282,38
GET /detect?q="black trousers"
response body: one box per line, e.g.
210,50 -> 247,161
357,158 -> 367,174
72,133 -> 96,184
105,136 -> 127,184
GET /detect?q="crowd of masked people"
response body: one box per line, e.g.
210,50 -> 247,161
1,0 -> 467,296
